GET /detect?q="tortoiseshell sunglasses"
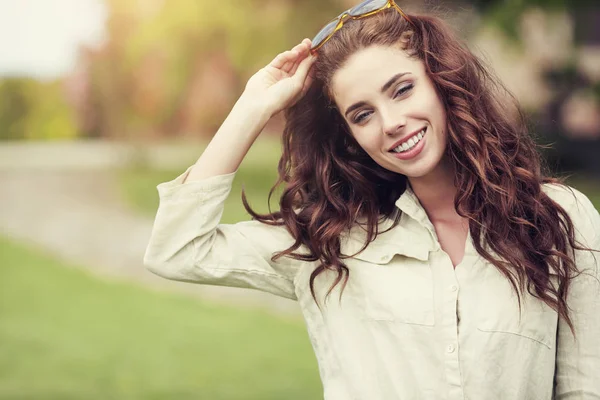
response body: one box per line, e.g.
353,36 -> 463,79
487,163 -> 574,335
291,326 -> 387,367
310,0 -> 414,53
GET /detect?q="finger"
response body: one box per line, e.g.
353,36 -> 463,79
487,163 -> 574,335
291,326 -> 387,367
270,50 -> 296,69
291,38 -> 311,54
300,38 -> 312,48
270,38 -> 310,70
293,54 -> 316,85
281,62 -> 294,74
288,64 -> 299,77
303,39 -> 313,53
288,63 -> 315,108
281,53 -> 299,74
288,45 -> 312,76
285,42 -> 311,71
288,58 -> 302,77
299,67 -> 315,97
285,48 -> 309,74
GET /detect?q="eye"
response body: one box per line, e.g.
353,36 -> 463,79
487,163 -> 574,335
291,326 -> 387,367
353,110 -> 372,124
393,82 -> 414,98
351,82 -> 414,124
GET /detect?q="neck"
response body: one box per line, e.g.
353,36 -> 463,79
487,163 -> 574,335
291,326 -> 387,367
407,156 -> 461,224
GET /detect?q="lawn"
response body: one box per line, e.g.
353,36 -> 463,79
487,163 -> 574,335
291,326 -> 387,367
0,236 -> 322,400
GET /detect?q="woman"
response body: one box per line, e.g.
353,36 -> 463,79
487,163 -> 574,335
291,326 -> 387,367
144,1 -> 600,398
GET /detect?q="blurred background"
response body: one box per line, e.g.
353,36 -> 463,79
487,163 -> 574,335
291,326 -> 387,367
0,0 -> 598,399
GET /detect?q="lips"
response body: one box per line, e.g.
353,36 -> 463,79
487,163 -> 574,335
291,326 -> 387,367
387,127 -> 427,152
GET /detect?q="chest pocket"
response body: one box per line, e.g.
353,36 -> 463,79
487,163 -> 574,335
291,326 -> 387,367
343,238 -> 435,326
476,271 -> 559,349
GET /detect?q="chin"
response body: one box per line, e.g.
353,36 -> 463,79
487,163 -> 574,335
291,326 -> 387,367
393,157 -> 440,179
402,167 -> 435,179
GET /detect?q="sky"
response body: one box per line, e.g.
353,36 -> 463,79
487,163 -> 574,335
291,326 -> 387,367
0,0 -> 107,80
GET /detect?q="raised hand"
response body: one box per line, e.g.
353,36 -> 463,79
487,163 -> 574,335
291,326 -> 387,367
243,38 -> 316,117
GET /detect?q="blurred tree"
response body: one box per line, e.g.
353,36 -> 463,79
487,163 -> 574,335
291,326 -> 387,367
0,79 -> 77,141
469,0 -> 597,43
0,80 -> 28,140
74,0 -> 345,139
68,0 -> 598,167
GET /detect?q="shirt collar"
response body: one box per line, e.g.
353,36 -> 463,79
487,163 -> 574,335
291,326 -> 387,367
340,218 -> 432,263
395,185 -> 478,257
394,184 -> 438,238
340,184 -> 479,264
340,186 -> 439,263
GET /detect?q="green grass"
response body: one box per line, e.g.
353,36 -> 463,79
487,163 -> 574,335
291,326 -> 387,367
0,236 -> 322,400
119,137 -> 284,223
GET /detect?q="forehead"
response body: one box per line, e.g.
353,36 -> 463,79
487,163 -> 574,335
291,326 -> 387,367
331,45 -> 423,106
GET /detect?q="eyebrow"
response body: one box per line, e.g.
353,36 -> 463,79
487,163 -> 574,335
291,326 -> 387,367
343,72 -> 411,119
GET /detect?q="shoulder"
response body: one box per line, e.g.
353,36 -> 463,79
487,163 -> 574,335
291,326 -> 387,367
541,182 -> 600,243
542,182 -> 597,218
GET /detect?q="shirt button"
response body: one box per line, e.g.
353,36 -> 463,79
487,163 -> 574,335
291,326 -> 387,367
446,344 -> 455,353
450,285 -> 458,292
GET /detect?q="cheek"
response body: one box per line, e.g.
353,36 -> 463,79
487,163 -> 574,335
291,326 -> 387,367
439,107 -> 448,139
429,92 -> 447,125
353,136 -> 372,153
350,125 -> 376,146
437,99 -> 447,121
416,82 -> 446,121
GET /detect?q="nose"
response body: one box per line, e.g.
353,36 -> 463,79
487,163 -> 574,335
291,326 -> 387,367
381,107 -> 407,136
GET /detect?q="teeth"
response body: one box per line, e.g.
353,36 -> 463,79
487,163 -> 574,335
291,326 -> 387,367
392,128 -> 426,153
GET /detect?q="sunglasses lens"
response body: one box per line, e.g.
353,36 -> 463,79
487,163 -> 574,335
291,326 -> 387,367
348,0 -> 388,16
311,19 -> 340,49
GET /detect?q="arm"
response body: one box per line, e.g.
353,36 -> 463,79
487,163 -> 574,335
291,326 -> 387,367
183,38 -> 315,182
143,167 -> 303,299
554,188 -> 600,399
143,39 -> 316,299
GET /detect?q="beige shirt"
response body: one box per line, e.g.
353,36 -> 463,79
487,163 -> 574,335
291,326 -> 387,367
144,166 -> 600,400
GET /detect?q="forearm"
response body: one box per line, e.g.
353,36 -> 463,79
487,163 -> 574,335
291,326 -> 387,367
144,166 -> 299,299
183,94 -> 271,183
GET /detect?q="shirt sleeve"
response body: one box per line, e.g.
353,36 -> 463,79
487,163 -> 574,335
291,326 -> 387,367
553,187 -> 600,399
143,166 -> 302,300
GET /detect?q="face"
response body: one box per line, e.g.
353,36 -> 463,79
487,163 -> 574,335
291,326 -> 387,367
331,45 -> 448,180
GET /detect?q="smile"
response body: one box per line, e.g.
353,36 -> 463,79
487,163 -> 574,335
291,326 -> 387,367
390,127 -> 427,153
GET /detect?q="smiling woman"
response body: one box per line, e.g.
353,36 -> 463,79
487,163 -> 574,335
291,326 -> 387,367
331,45 -> 447,176
144,0 -> 600,399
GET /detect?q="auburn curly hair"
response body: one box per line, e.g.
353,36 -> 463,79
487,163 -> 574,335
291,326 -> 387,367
242,9 -> 595,337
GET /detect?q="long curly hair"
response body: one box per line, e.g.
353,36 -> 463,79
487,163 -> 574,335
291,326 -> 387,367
242,9 -> 594,337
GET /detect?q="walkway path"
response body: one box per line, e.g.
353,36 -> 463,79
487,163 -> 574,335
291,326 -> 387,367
0,141 -> 299,316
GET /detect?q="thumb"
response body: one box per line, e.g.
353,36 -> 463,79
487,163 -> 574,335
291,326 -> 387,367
293,54 -> 316,84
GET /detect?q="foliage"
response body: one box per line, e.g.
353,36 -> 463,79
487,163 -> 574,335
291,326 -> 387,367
80,0 -> 345,138
0,79 -> 78,140
4,0 -> 596,142
470,0 -> 592,41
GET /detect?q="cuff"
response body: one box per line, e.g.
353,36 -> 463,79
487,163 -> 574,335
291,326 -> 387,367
156,165 -> 238,199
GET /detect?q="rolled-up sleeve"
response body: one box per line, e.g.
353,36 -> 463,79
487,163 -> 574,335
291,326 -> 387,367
554,188 -> 600,399
143,166 -> 302,300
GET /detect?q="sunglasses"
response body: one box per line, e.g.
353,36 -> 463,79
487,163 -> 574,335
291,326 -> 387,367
310,0 -> 413,53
